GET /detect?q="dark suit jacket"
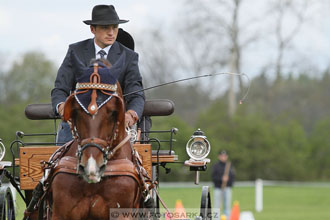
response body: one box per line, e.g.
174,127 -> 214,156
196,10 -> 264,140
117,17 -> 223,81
51,39 -> 145,119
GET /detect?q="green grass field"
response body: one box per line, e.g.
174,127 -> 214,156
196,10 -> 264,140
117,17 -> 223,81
158,185 -> 330,220
15,185 -> 330,219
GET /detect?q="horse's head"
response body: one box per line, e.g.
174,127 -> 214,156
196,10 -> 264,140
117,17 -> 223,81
63,53 -> 127,183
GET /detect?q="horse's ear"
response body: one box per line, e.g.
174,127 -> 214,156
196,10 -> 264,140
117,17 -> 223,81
63,95 -> 75,121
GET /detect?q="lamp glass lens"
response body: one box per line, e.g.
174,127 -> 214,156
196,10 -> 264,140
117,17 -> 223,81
0,142 -> 5,161
190,141 -> 207,159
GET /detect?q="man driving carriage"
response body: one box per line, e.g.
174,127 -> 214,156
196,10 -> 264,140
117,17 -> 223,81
51,4 -> 149,144
23,5 -> 153,219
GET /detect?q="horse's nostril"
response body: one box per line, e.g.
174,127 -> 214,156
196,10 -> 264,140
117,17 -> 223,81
87,174 -> 101,183
89,170 -> 97,175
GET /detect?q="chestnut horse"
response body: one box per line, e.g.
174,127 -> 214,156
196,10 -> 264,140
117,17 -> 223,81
46,55 -> 143,220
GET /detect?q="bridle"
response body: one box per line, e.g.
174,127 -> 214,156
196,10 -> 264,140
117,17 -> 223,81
63,62 -> 131,174
75,130 -> 131,170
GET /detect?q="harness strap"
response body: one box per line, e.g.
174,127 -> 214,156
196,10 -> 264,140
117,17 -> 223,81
23,141 -> 75,219
108,133 -> 131,159
48,140 -> 74,165
51,156 -> 141,185
154,189 -> 172,217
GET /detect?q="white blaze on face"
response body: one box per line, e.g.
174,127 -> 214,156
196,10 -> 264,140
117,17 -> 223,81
86,155 -> 101,183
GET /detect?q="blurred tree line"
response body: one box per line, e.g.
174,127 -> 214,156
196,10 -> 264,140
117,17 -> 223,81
0,52 -> 57,159
152,70 -> 330,182
1,0 -> 329,183
138,0 -> 330,182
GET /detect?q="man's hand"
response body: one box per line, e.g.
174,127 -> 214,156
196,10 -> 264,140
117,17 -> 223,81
222,175 -> 229,183
125,110 -> 139,127
58,102 -> 65,117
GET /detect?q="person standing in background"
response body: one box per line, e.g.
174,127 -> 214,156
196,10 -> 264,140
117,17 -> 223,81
212,150 -> 235,219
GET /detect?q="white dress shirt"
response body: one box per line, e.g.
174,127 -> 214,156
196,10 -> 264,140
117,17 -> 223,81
94,40 -> 112,59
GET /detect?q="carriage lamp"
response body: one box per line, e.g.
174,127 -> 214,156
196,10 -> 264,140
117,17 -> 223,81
0,138 -> 6,161
185,129 -> 211,185
186,128 -> 211,161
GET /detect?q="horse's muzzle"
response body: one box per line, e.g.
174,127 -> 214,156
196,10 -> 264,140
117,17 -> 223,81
77,141 -> 109,183
86,173 -> 101,183
79,156 -> 103,183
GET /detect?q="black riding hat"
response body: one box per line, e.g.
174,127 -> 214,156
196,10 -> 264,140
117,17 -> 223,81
83,5 -> 129,25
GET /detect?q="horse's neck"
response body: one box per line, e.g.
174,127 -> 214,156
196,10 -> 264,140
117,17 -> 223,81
64,141 -> 78,157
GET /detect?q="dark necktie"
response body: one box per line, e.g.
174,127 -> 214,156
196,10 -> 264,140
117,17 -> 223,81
98,50 -> 106,59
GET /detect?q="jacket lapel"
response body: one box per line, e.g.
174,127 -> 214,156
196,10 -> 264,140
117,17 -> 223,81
107,41 -> 121,65
83,39 -> 95,66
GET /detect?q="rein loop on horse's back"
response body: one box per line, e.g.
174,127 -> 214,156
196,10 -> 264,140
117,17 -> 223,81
123,72 -> 251,104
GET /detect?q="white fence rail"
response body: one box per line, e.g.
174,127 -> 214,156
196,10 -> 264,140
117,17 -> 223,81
159,180 -> 330,188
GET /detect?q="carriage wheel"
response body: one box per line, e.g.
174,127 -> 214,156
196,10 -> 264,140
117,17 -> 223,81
5,192 -> 15,220
0,193 -> 5,220
199,186 -> 212,220
0,188 -> 15,220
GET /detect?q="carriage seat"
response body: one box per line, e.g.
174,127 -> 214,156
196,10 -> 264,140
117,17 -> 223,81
24,99 -> 175,120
